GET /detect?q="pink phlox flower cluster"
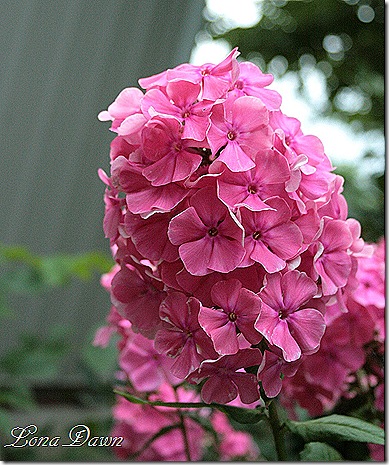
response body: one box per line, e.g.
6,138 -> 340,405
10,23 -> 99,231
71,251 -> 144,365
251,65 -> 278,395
280,240 -> 385,419
98,48 -> 368,409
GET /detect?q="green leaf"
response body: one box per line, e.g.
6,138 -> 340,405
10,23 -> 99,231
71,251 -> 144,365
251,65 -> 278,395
300,442 -> 343,461
114,390 -> 266,424
286,414 -> 385,445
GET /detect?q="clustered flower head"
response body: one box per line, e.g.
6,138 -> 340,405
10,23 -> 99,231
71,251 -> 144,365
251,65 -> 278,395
97,48 -> 383,460
280,238 -> 385,460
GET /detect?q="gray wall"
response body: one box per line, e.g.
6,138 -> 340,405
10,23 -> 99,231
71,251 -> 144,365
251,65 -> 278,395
0,0 -> 204,382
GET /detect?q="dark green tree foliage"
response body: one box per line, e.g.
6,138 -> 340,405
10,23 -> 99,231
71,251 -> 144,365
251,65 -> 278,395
207,0 -> 384,241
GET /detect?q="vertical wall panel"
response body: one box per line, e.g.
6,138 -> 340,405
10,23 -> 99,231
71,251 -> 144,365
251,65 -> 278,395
0,0 -> 205,382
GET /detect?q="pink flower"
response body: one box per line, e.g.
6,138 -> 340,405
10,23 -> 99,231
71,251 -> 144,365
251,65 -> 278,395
110,264 -> 165,338
167,48 -> 240,101
239,196 -> 303,272
112,157 -> 188,216
155,292 -> 216,378
198,278 -> 262,355
124,210 -> 178,263
189,348 -> 263,404
98,87 -> 144,132
168,186 -> 245,275
207,95 -> 272,172
141,80 -> 212,140
313,217 -> 353,296
112,384 -> 204,461
141,116 -> 202,185
255,270 -> 325,362
216,148 -> 290,211
232,61 -> 282,110
119,333 -> 180,391
257,347 -> 301,398
211,411 -> 259,460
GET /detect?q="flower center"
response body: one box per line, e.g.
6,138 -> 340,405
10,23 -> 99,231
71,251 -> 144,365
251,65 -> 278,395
227,131 -> 236,141
278,308 -> 288,320
248,185 -> 257,194
252,231 -> 261,241
208,227 -> 218,237
228,312 -> 237,322
182,110 -> 190,118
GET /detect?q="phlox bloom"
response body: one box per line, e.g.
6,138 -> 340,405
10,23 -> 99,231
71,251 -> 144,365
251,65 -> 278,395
198,278 -> 262,355
255,270 -> 325,362
155,292 -> 216,378
189,348 -> 263,404
168,186 -> 245,275
207,95 -> 272,172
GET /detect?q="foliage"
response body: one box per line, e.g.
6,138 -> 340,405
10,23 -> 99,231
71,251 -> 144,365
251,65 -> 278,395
0,243 -> 117,461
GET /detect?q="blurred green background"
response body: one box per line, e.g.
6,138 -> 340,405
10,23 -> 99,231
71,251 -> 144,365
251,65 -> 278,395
0,0 -> 384,461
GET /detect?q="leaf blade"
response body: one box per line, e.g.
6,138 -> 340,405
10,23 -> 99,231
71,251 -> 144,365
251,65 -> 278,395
300,442 -> 343,461
286,414 -> 385,445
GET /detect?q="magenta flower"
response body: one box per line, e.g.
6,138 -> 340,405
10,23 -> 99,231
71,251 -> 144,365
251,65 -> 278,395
112,157 -> 188,216
207,95 -> 272,172
141,80 -> 212,141
189,348 -> 263,404
239,197 -> 303,272
119,333 -> 180,392
257,348 -> 301,398
141,116 -> 202,185
198,279 -> 262,355
167,48 -> 240,101
155,292 -> 216,379
255,270 -> 325,362
168,186 -> 245,275
232,61 -> 282,110
124,211 -> 178,263
217,149 -> 290,211
313,217 -> 353,296
110,264 -> 165,338
98,48 -> 378,415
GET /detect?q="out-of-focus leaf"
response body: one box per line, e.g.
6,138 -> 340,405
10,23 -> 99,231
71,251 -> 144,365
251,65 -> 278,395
300,442 -> 343,461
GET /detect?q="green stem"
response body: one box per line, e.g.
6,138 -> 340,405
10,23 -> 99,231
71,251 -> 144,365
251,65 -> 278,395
268,400 -> 287,461
179,412 -> 192,461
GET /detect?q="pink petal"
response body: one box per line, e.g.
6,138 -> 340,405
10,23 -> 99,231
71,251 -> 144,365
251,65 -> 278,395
315,251 -> 352,295
210,279 -> 242,310
254,301 -> 280,342
264,222 -> 302,259
230,372 -> 261,404
281,270 -> 318,310
217,140 -> 256,172
190,186 -> 227,227
250,239 -> 286,273
259,273 -> 284,311
201,375 -> 238,404
208,235 -> 245,273
232,96 -> 268,131
271,319 -> 301,362
179,237 -> 213,276
287,308 -> 326,354
168,207 -> 206,245
167,80 -> 200,108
